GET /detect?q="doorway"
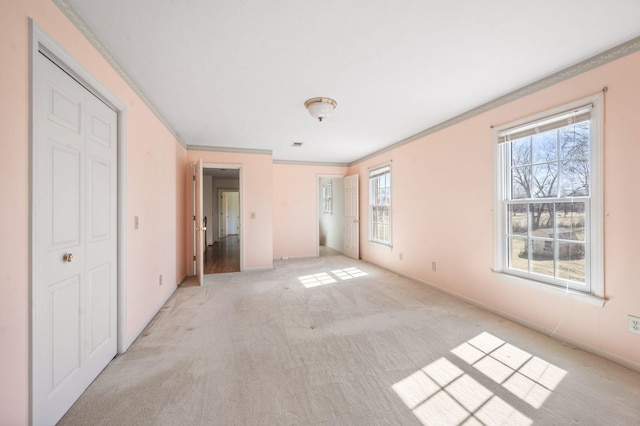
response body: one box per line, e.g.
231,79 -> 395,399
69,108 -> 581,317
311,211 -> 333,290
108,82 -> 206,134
202,168 -> 240,274
318,175 -> 345,256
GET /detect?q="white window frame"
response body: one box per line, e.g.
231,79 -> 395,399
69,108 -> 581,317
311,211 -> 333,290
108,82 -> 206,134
322,182 -> 333,214
493,95 -> 604,300
369,163 -> 392,246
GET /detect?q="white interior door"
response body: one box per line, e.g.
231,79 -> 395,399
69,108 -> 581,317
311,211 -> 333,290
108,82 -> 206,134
226,192 -> 240,234
33,52 -> 117,425
220,191 -> 228,238
343,174 -> 359,259
195,159 -> 204,285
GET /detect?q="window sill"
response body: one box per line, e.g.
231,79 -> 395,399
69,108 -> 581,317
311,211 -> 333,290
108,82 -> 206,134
368,240 -> 392,249
493,270 -> 606,307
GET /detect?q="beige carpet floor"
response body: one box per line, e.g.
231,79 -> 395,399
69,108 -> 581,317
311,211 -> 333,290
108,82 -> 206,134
60,255 -> 640,425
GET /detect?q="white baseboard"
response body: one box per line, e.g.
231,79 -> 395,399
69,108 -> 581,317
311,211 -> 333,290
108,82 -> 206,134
273,255 -> 317,261
242,265 -> 274,272
121,284 -> 178,352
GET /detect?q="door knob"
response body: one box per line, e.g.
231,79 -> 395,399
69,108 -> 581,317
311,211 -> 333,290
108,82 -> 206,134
63,253 -> 74,262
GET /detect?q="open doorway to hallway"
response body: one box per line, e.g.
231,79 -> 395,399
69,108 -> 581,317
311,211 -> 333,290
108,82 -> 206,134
203,168 -> 240,273
318,175 -> 345,257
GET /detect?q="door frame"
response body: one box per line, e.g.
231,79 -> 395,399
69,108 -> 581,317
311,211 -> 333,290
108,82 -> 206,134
30,20 -> 127,419
196,163 -> 243,272
316,174 -> 345,257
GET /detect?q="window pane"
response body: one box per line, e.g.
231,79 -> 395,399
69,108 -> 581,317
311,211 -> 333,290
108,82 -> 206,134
560,121 -> 590,160
532,131 -> 557,163
509,237 -> 528,272
557,242 -> 586,283
511,137 -> 530,166
529,203 -> 554,233
555,202 -> 585,242
381,224 -> 389,242
511,166 -> 531,199
532,163 -> 558,198
530,239 -> 554,277
508,204 -> 528,236
561,159 -> 589,196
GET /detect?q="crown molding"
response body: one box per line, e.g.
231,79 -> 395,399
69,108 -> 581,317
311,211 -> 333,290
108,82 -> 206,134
272,159 -> 349,167
350,35 -> 640,167
187,145 -> 272,155
52,0 -> 186,148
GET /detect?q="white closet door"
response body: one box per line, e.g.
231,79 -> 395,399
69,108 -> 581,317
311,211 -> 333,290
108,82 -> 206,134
33,52 -> 117,425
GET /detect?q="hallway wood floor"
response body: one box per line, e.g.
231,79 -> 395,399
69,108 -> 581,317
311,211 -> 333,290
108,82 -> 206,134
204,235 -> 240,274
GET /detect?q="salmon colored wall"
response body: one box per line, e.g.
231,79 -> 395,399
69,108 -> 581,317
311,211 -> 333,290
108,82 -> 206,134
350,51 -> 640,369
273,164 -> 348,259
0,0 -> 187,423
186,151 -> 274,270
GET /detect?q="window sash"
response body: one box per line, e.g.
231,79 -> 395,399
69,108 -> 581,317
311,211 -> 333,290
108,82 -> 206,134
369,164 -> 391,245
503,199 -> 590,290
322,183 -> 332,214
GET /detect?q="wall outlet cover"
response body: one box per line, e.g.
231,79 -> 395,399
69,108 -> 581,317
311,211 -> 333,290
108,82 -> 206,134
629,315 -> 640,335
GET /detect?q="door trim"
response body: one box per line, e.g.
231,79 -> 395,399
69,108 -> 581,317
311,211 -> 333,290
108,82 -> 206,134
316,174 -> 345,257
202,163 -> 243,271
30,20 -> 127,421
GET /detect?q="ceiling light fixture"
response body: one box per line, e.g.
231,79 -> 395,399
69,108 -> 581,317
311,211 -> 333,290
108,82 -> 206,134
304,97 -> 337,122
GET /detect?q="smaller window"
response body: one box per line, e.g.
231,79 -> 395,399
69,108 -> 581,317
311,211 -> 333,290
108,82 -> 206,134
369,164 -> 392,245
322,182 -> 333,214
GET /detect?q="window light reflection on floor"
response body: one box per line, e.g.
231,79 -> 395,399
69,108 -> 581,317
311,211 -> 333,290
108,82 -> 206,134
332,267 -> 368,280
299,267 -> 368,288
452,332 -> 567,409
393,331 -> 567,425
298,273 -> 336,288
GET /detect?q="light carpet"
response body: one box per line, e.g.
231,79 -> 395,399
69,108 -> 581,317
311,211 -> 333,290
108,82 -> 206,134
60,255 -> 640,425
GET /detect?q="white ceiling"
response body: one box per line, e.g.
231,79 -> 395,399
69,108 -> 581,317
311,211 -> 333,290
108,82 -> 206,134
60,0 -> 640,164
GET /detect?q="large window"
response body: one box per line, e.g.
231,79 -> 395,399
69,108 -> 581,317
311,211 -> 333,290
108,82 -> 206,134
369,164 -> 391,245
495,96 -> 603,296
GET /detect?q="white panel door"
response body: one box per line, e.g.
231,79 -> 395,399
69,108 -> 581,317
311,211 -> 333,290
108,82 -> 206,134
220,191 -> 228,238
195,159 -> 204,285
343,174 -> 359,259
226,192 -> 240,235
33,53 -> 117,425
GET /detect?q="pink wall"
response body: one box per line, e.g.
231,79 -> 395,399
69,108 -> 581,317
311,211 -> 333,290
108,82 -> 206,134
0,0 -> 187,422
273,164 -> 348,259
350,51 -> 640,369
186,151 -> 274,270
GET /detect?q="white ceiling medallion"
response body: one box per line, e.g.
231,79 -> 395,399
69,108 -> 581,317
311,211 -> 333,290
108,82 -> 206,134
304,97 -> 337,122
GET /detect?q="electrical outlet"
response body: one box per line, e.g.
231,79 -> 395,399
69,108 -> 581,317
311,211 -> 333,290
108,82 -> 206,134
399,252 -> 403,261
159,274 -> 163,286
629,315 -> 640,335
432,261 -> 437,272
